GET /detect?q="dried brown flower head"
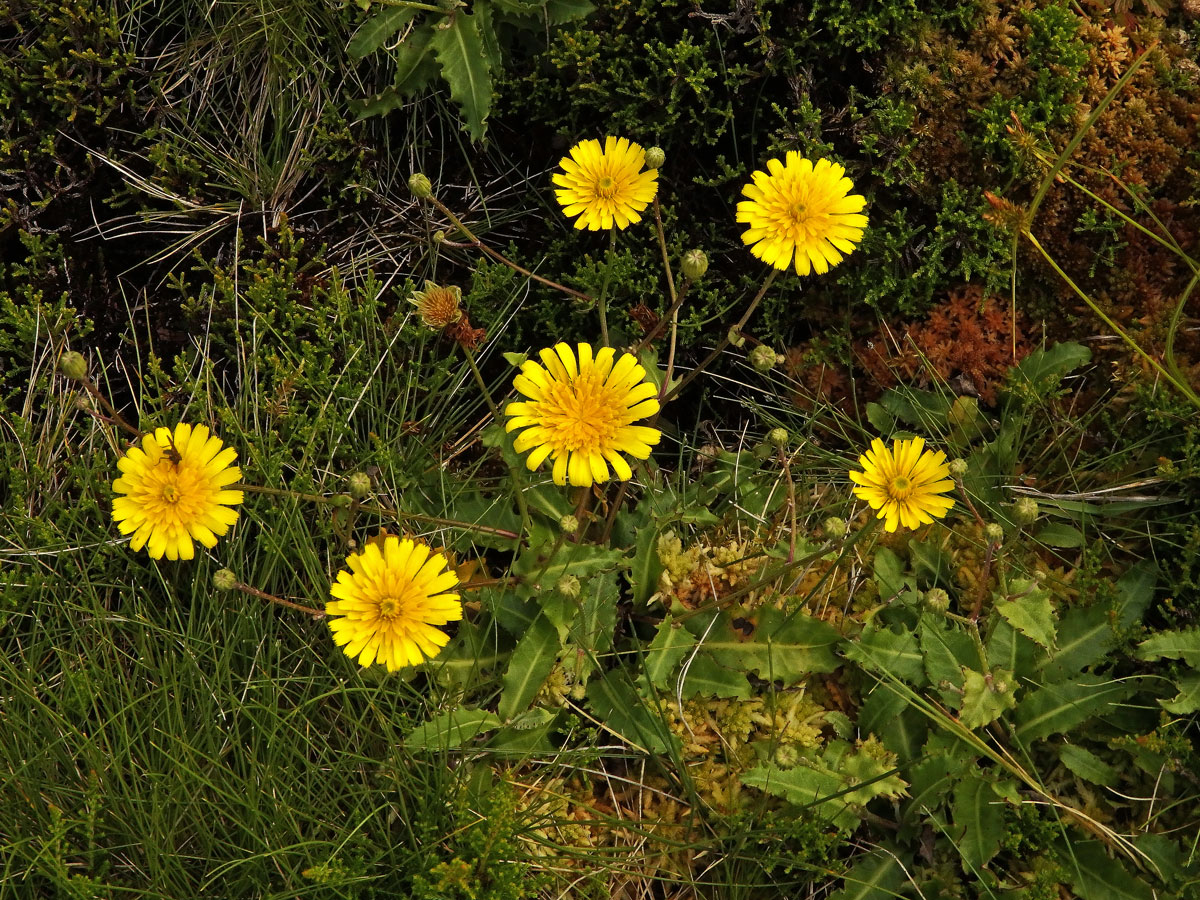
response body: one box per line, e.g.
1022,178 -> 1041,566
409,282 -> 464,329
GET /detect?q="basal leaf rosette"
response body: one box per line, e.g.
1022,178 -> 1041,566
327,536 -> 463,671
736,153 -> 868,276
849,436 -> 954,533
552,136 -> 658,231
505,342 -> 662,487
111,423 -> 243,560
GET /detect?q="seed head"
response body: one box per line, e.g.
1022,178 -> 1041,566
409,282 -> 464,329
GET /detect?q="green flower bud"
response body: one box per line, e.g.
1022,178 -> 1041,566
559,514 -> 580,534
213,569 -> 238,591
767,427 -> 788,448
984,522 -> 1005,544
728,327 -> 746,348
556,575 -> 581,598
644,146 -> 666,169
347,472 -> 371,500
822,516 -> 847,539
923,587 -> 950,613
408,172 -> 433,199
748,344 -> 780,373
58,351 -> 88,381
1013,496 -> 1039,525
330,494 -> 353,509
681,249 -> 708,282
948,458 -> 969,478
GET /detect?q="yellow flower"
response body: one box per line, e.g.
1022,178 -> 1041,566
327,536 -> 463,670
552,136 -> 658,231
850,437 -> 954,532
736,153 -> 868,276
505,342 -> 661,487
111,423 -> 243,560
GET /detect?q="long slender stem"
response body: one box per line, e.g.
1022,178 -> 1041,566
1023,230 -> 1200,410
233,580 -> 325,618
596,228 -> 618,347
80,376 -> 140,439
461,344 -> 531,534
239,484 -> 521,540
663,268 -> 779,404
429,197 -> 592,302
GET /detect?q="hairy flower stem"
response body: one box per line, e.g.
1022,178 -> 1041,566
596,228 -> 618,347
230,578 -> 325,619
78,374 -> 141,441
663,268 -> 779,403
239,484 -> 521,541
460,344 -> 531,535
426,196 -> 592,303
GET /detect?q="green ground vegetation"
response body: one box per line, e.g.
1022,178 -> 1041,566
3,0 -> 1200,897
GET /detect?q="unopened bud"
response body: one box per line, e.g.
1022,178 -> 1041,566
728,327 -> 746,348
559,514 -> 579,534
331,494 -> 353,509
213,569 -> 238,591
644,146 -> 665,169
984,522 -> 1005,544
1013,497 -> 1039,525
348,472 -> 371,500
948,458 -> 969,478
681,249 -> 708,282
924,588 -> 950,613
408,172 -> 433,199
822,517 -> 847,539
556,575 -> 581,598
59,351 -> 87,381
767,427 -> 788,447
748,344 -> 780,373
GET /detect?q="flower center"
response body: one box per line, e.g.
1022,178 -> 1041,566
161,484 -> 180,504
791,201 -> 808,221
378,597 -> 400,619
890,475 -> 913,500
596,175 -> 616,198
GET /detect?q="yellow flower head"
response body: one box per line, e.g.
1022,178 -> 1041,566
409,281 -> 463,329
505,342 -> 662,487
327,536 -> 463,671
552,137 -> 658,231
849,437 -> 954,533
111,423 -> 243,560
736,153 -> 868,276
